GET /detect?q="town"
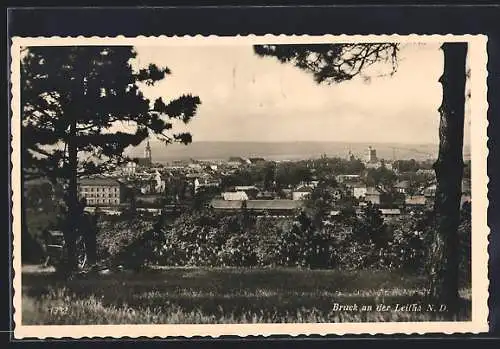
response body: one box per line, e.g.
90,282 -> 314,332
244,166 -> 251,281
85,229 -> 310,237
71,141 -> 472,222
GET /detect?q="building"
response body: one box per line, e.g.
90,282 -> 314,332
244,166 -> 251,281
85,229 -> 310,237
418,180 -> 470,207
123,161 -> 138,176
228,156 -> 250,168
249,157 -> 267,165
188,163 -> 203,171
77,177 -> 124,206
144,140 -> 152,162
135,140 -> 153,167
292,186 -> 313,201
383,162 -> 393,171
135,193 -> 164,208
416,169 -> 435,178
405,195 -> 427,206
336,174 -> 361,183
171,160 -> 189,167
423,183 -> 437,205
352,184 -> 367,199
423,183 -> 437,198
365,162 -> 382,169
194,178 -> 220,193
153,170 -> 166,193
329,210 -> 341,217
210,199 -> 303,216
346,149 -> 356,162
395,180 -> 410,194
365,146 -> 378,163
222,191 -> 249,201
280,188 -> 293,200
257,191 -> 276,200
365,187 -> 381,205
234,185 -> 260,199
379,208 -> 401,219
234,185 -> 259,192
134,171 -> 165,195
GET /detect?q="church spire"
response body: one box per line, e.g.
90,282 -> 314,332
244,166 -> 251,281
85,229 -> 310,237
145,140 -> 152,163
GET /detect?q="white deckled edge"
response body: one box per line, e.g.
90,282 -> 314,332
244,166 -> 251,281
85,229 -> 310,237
10,34 -> 488,47
11,36 -> 23,337
469,35 -> 489,330
10,34 -> 490,339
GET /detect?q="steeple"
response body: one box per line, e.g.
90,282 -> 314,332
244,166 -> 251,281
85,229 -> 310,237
145,140 -> 152,163
347,146 -> 353,161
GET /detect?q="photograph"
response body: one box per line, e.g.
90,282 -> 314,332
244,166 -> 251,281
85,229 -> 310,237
10,34 -> 489,338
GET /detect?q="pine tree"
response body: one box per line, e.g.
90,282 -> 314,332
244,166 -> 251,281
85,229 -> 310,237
21,46 -> 201,274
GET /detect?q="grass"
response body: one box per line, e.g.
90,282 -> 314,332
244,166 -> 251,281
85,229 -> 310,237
21,265 -> 472,325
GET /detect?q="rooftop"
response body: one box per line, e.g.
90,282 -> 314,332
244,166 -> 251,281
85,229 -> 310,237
247,200 -> 304,210
210,200 -> 244,210
366,187 -> 381,195
78,177 -> 121,186
405,195 -> 427,205
395,180 -> 410,189
294,186 -> 313,192
210,199 -> 303,211
380,208 -> 401,215
234,185 -> 259,191
222,191 -> 249,201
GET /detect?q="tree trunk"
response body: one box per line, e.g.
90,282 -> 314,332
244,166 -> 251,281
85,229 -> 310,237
63,119 -> 79,274
21,168 -> 32,263
429,43 -> 467,317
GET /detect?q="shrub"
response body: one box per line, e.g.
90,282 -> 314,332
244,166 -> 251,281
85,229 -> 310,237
92,204 -> 471,277
219,233 -> 258,267
96,218 -> 155,263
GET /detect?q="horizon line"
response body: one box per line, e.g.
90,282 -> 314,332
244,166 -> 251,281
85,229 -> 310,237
141,139 -> 468,146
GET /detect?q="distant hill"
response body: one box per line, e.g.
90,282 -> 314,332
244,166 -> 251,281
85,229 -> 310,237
126,141 -> 471,163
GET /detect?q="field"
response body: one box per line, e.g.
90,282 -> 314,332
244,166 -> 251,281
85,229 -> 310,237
22,265 -> 471,325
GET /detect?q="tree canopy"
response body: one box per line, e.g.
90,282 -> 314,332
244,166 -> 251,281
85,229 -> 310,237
21,46 -> 202,273
21,46 -> 201,181
254,43 -> 399,84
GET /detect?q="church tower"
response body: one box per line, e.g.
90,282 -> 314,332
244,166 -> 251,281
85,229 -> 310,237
145,140 -> 152,164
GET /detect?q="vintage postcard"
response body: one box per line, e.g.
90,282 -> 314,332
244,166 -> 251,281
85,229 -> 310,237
10,34 -> 489,338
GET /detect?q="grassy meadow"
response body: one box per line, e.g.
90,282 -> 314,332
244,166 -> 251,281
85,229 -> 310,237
22,265 -> 472,325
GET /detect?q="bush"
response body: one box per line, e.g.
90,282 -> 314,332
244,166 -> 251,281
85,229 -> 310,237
219,233 -> 258,267
93,204 -> 471,277
96,218 -> 155,263
141,208 -> 430,271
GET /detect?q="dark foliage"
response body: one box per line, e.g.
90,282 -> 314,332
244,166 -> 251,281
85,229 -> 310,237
21,46 -> 201,180
96,204 -> 469,278
254,43 -> 399,84
21,46 -> 201,273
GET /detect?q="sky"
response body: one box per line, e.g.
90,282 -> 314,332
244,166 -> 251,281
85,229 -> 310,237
123,42 -> 471,146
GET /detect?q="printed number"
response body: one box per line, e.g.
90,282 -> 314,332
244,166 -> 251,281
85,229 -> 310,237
49,306 -> 69,315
